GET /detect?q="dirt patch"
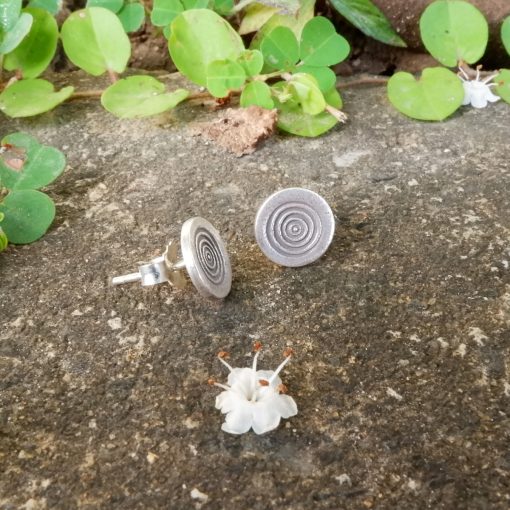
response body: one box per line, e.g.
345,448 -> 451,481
191,106 -> 278,156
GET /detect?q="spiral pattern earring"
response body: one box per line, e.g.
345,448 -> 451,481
181,217 -> 231,298
111,217 -> 232,299
255,188 -> 335,267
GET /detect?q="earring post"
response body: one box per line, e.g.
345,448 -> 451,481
111,272 -> 142,286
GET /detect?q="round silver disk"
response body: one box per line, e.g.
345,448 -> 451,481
180,217 -> 232,299
255,188 -> 335,267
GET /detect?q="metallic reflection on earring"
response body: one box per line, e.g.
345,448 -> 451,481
254,188 -> 335,267
111,217 -> 232,299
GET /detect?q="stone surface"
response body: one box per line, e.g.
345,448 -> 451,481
1,72 -> 510,509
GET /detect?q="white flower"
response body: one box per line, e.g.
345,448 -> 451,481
458,66 -> 500,109
213,349 -> 298,435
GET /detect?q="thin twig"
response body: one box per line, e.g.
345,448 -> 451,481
65,76 -> 389,105
69,90 -> 104,100
337,77 -> 388,89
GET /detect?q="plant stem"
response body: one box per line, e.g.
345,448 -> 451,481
232,0 -> 256,13
107,69 -> 119,83
66,76 -> 389,105
69,90 -> 104,100
337,77 -> 388,89
325,104 -> 347,123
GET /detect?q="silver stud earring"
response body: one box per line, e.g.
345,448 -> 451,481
111,217 -> 232,299
254,188 -> 335,267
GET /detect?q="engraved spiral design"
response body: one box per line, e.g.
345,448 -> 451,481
266,202 -> 322,257
195,227 -> 225,285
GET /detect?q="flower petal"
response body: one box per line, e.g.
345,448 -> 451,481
227,367 -> 254,388
251,402 -> 281,434
486,90 -> 500,103
216,390 -> 242,414
470,92 -> 488,109
221,406 -> 253,434
273,394 -> 298,419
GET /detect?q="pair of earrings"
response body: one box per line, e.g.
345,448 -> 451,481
111,188 -> 335,299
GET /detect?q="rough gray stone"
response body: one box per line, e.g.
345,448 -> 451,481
1,72 -> 509,509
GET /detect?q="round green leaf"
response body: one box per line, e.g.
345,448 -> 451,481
388,67 -> 464,121
288,73 -> 325,115
419,0 -> 488,67
27,0 -> 62,16
237,49 -> 263,77
239,3 -> 279,35
329,0 -> 406,47
0,79 -> 74,117
168,9 -> 244,87
118,2 -> 145,32
101,75 -> 189,118
274,84 -> 342,137
213,0 -> 233,16
0,189 -> 55,244
206,59 -> 246,98
502,16 -> 510,56
151,0 -> 183,27
0,225 -> 7,251
260,26 -> 299,71
61,8 -> 131,76
495,69 -> 510,104
0,12 -> 33,54
0,0 -> 22,32
297,65 -> 336,93
240,81 -> 274,109
0,132 -> 66,190
86,0 -> 123,13
182,0 -> 209,8
4,7 -> 58,78
300,16 -> 350,66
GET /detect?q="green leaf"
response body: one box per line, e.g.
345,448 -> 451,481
169,9 -> 244,87
0,0 -> 21,32
4,7 -> 58,78
61,8 -> 131,76
250,0 -> 315,47
151,0 -> 183,27
182,0 -> 210,8
288,73 -> 326,115
419,0 -> 488,67
387,67 -> 464,121
0,79 -> 74,117
237,49 -> 263,77
274,84 -> 343,137
329,0 -> 406,47
0,132 -> 66,190
0,225 -> 7,252
239,3 -> 278,35
495,69 -> 510,104
297,65 -> 336,93
260,26 -> 299,70
502,16 -> 510,56
28,0 -> 62,15
213,0 -> 233,16
0,189 -> 55,244
240,80 -> 274,109
0,12 -> 33,55
101,75 -> 188,118
118,2 -> 145,32
86,0 -> 123,12
206,59 -> 246,97
299,16 -> 350,66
